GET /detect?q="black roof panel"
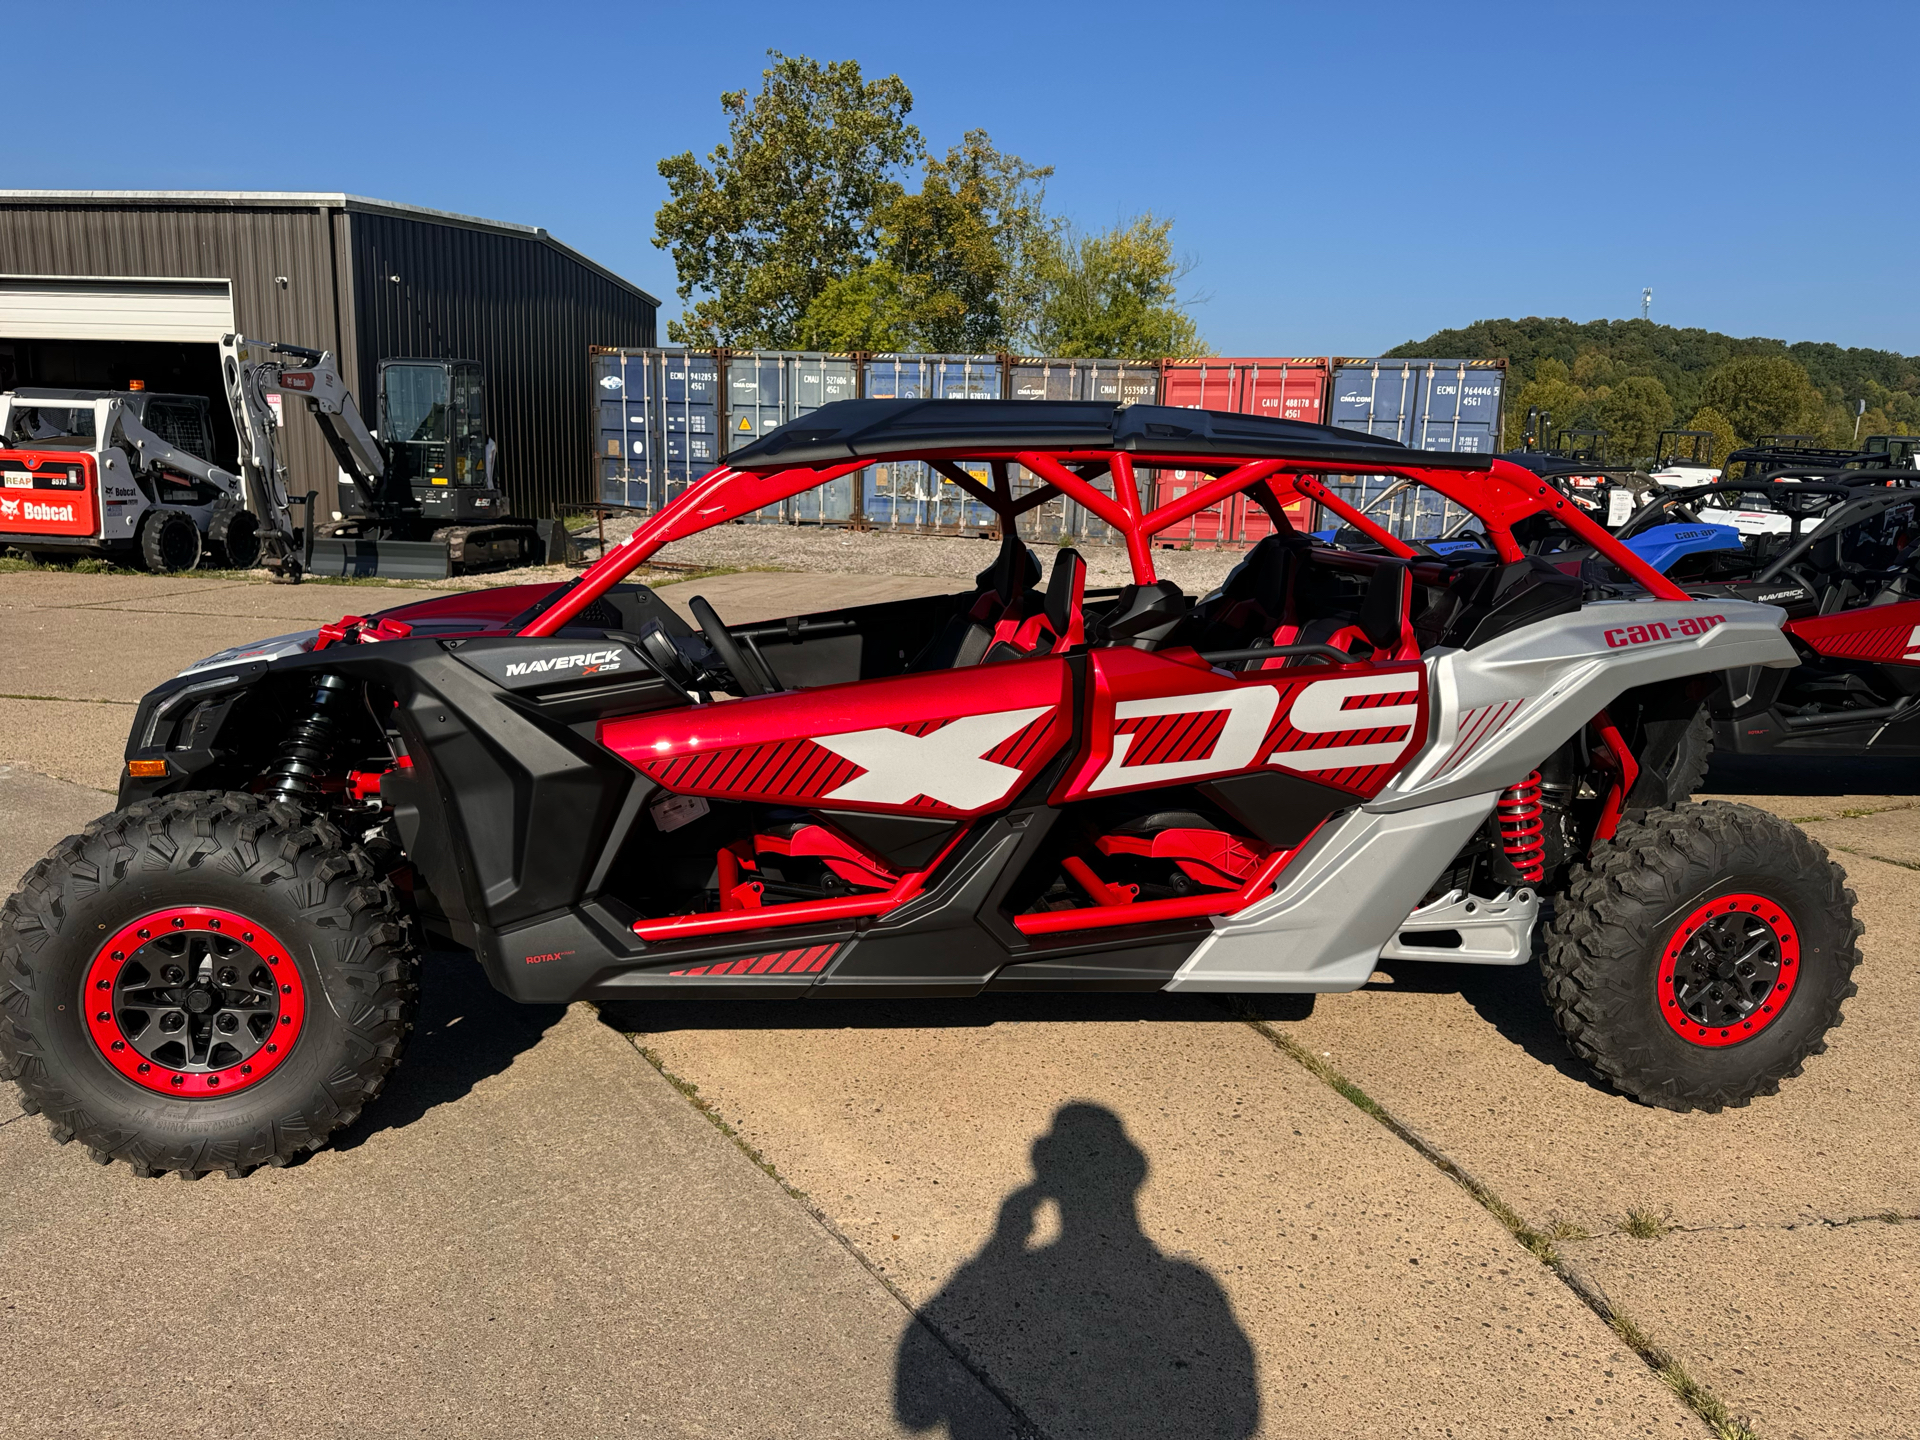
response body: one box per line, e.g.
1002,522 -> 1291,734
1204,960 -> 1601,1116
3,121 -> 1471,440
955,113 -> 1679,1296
723,399 -> 1493,471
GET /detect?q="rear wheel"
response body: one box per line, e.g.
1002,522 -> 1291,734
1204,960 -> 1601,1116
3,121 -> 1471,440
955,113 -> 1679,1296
0,792 -> 417,1177
139,509 -> 202,573
208,507 -> 260,569
1541,802 -> 1860,1111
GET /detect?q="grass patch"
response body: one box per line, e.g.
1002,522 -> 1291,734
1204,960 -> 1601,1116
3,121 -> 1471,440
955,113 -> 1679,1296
1608,1310 -> 1760,1439
1235,1006 -> 1761,1440
1787,814 -> 1828,825
626,1041 -> 805,1201
0,553 -> 120,574
1619,1206 -> 1674,1240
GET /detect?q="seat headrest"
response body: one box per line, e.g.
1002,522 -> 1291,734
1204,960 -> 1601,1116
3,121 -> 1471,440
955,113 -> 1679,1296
1094,580 -> 1188,647
1045,547 -> 1087,637
1358,559 -> 1410,651
1217,532 -> 1304,616
975,532 -> 1043,603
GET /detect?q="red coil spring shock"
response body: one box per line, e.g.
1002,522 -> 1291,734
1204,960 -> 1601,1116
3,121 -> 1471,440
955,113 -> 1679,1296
1496,771 -> 1546,883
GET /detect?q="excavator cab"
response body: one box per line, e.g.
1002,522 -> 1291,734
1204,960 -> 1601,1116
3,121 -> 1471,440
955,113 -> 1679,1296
377,359 -> 500,526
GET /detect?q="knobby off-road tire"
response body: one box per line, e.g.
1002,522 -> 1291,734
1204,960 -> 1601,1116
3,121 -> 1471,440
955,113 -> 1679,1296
1542,801 -> 1860,1112
0,792 -> 417,1177
1662,705 -> 1714,803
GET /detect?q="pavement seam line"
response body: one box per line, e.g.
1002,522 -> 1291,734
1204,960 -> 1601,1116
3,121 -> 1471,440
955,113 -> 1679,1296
0,693 -> 138,706
1233,1008 -> 1761,1440
1826,843 -> 1920,873
617,1031 -> 1052,1440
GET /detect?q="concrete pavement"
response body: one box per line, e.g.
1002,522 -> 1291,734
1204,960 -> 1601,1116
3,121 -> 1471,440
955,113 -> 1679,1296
2,562 -> 1916,1437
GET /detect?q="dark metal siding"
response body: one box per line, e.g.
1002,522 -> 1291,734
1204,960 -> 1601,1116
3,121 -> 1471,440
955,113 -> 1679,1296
0,200 -> 346,499
346,211 -> 655,519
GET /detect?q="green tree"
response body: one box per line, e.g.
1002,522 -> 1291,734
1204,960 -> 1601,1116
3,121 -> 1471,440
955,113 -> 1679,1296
796,262 -> 915,351
1501,357 -> 1592,449
1028,214 -> 1206,360
1682,406 -> 1741,468
653,53 -> 922,346
1594,375 -> 1674,464
800,130 -> 1055,353
1698,356 -> 1829,447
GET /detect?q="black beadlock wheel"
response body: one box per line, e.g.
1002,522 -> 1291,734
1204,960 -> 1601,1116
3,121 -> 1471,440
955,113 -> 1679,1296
0,792 -> 418,1178
139,509 -> 203,573
1541,801 -> 1861,1112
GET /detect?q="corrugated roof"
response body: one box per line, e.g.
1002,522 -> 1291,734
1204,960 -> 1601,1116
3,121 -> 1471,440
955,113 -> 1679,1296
0,190 -> 659,307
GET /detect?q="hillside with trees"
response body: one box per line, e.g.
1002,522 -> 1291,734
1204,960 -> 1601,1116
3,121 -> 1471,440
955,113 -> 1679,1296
1388,317 -> 1919,461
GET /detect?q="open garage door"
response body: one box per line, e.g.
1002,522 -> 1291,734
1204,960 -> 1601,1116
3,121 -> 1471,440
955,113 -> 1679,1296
0,275 -> 234,343
0,277 -> 240,468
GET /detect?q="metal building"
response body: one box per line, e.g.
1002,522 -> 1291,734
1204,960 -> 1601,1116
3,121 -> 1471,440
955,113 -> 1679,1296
0,191 -> 657,519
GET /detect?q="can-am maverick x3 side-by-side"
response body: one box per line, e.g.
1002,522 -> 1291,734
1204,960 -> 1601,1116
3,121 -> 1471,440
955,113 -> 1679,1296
0,400 -> 1862,1178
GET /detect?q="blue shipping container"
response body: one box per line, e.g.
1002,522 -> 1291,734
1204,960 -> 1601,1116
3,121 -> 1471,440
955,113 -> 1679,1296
862,355 -> 999,530
1330,359 -> 1504,453
1324,359 -> 1505,540
722,352 -> 860,522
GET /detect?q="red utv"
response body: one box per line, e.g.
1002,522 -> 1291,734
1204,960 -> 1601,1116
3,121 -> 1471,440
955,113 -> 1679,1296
1,400 -> 1861,1177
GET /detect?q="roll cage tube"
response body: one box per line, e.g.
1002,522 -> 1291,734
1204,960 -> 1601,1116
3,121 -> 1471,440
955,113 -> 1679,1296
520,450 -> 1684,637
1618,480 -> 1868,538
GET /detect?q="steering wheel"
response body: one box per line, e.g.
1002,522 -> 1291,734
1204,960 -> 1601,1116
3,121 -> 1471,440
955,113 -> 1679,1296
688,595 -> 779,697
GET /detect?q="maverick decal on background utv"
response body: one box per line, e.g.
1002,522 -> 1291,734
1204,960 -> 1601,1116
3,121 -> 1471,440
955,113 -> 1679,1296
0,397 -> 1862,1177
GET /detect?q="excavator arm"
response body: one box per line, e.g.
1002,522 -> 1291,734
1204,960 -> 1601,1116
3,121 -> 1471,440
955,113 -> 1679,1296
220,335 -> 396,579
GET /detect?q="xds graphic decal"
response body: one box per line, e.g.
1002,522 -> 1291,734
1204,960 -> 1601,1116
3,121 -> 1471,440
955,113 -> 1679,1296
1270,673 -> 1421,773
816,706 -> 1053,808
1092,687 -> 1277,789
1087,670 -> 1424,793
602,660 -> 1075,817
1432,699 -> 1526,778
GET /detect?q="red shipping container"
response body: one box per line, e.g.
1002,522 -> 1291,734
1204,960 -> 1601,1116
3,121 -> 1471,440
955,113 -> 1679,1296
1154,358 -> 1328,547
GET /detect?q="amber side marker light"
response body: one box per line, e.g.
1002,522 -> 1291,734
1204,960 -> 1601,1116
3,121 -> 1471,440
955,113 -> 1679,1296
127,760 -> 168,778
127,379 -> 146,391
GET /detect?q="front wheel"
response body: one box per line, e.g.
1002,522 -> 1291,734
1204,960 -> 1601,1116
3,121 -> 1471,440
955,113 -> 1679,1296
1541,802 -> 1861,1112
0,792 -> 417,1177
139,508 -> 203,573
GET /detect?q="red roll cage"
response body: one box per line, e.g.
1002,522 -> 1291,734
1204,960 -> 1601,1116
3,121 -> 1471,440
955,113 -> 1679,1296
521,450 -> 1686,638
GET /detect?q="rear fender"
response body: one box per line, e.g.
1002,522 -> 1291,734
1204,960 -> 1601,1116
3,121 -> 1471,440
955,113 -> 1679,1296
1371,598 -> 1795,813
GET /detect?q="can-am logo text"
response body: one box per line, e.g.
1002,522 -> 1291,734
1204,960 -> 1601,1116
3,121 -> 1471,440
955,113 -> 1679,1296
1603,614 -> 1725,648
504,649 -> 622,678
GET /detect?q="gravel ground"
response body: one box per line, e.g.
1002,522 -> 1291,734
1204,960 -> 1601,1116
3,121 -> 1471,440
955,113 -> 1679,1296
572,515 -> 1249,593
4,519 -> 1252,597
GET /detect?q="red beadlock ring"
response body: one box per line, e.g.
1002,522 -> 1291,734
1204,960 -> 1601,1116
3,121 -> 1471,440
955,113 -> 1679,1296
82,906 -> 306,1097
1657,893 -> 1800,1048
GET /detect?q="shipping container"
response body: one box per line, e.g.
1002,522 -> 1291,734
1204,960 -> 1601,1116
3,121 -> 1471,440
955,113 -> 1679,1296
861,354 -> 1000,532
1324,359 -> 1507,540
1001,358 -> 1159,545
591,347 -> 721,514
723,352 -> 861,523
1154,358 -> 1327,547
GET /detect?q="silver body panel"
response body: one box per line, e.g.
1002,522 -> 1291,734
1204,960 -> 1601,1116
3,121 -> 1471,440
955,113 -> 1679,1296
1168,598 -> 1798,991
1378,887 -> 1538,966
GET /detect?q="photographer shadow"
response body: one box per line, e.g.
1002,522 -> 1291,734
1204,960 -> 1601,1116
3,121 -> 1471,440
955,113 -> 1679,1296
895,1102 -> 1259,1440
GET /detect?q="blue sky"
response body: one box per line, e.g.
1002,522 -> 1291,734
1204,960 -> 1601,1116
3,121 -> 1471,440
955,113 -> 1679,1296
11,1 -> 1914,356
